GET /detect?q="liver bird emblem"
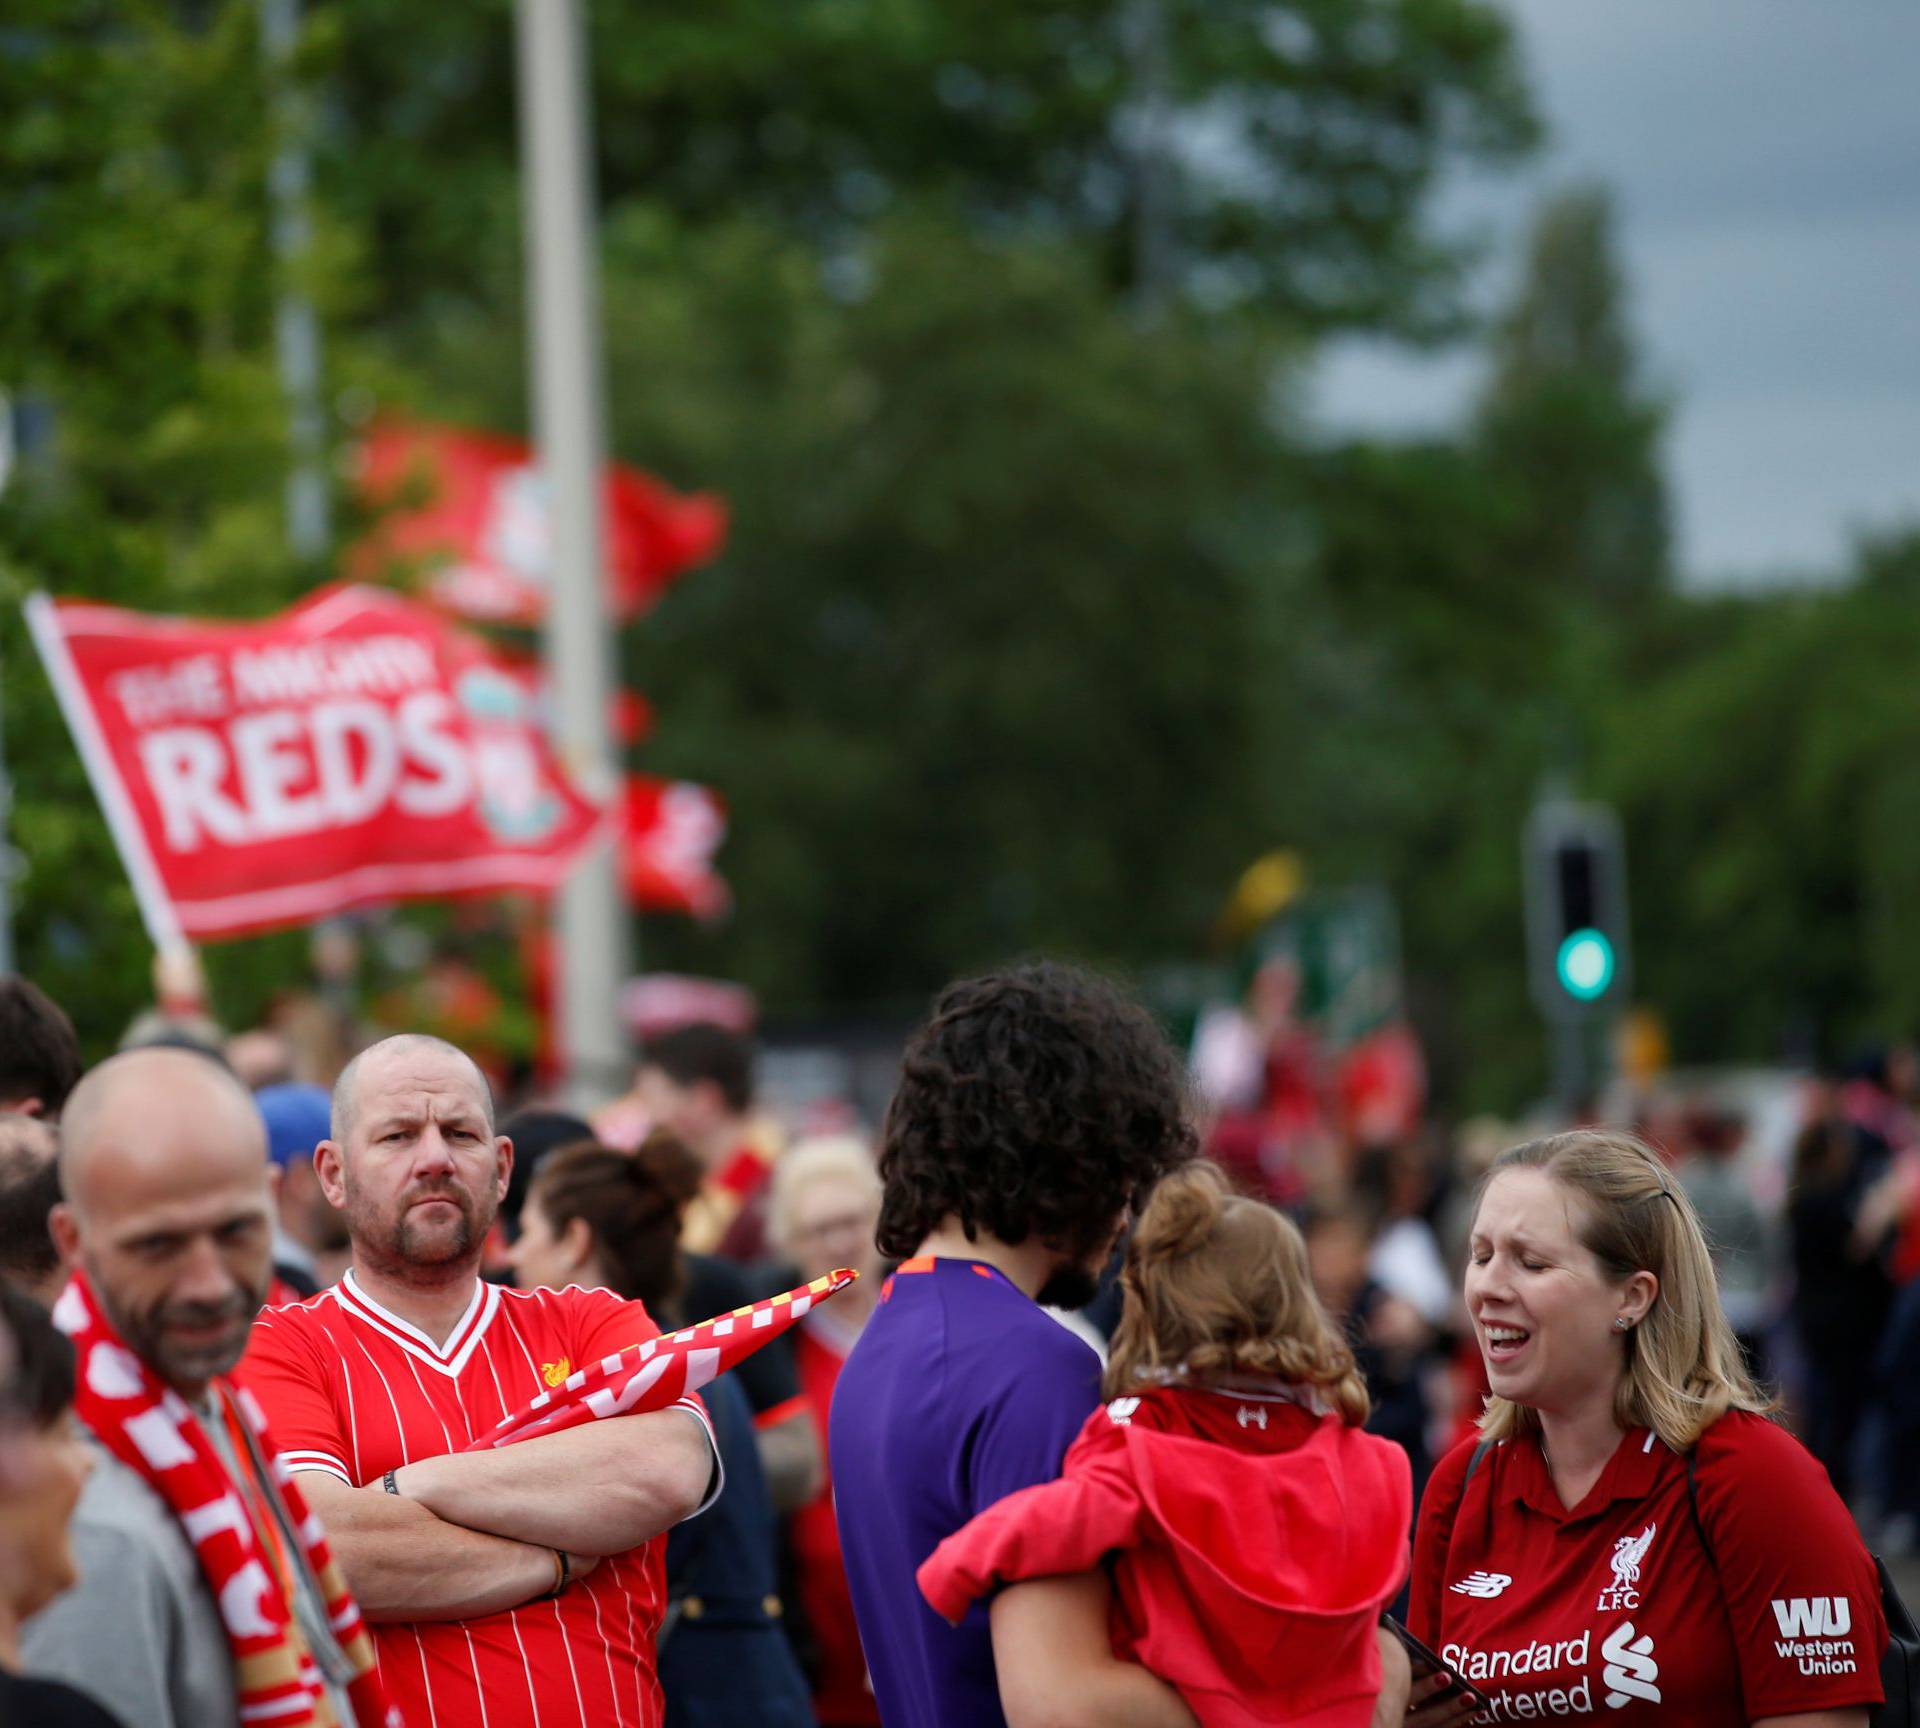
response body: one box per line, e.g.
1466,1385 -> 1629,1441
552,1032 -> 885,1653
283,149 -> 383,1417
1610,1523 -> 1656,1588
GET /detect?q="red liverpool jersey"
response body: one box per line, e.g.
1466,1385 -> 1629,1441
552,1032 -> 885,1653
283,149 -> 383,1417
239,1273 -> 714,1728
1411,1414 -> 1886,1725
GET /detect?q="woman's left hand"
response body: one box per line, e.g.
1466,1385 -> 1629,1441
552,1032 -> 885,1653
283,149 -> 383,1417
1403,1670 -> 1483,1725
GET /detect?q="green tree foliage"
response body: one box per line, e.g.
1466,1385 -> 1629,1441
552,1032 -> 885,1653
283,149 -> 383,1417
1475,184 -> 1671,610
401,204 -> 1300,1003
1594,534 -> 1920,1067
1301,179 -> 1920,1100
0,6 -> 301,600
619,212 -> 1296,1002
1289,189 -> 1920,1103
322,0 -> 1536,333
0,4 -> 324,1044
1297,185 -> 1674,1109
34,1 -> 1906,1116
1,0 -> 1538,1062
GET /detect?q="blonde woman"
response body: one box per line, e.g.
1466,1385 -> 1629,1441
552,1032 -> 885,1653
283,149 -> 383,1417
1408,1130 -> 1887,1726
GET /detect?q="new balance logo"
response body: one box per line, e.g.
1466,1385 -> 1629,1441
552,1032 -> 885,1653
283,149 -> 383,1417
1448,1571 -> 1513,1598
1772,1597 -> 1852,1638
1601,1621 -> 1661,1707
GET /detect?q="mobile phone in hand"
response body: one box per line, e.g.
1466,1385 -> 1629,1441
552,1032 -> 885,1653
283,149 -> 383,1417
1381,1614 -> 1491,1713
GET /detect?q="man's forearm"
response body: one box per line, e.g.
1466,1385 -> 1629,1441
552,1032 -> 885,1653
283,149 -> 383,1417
1372,1625 -> 1412,1728
395,1407 -> 713,1555
298,1473 -> 557,1621
1043,1663 -> 1202,1728
992,1574 -> 1199,1728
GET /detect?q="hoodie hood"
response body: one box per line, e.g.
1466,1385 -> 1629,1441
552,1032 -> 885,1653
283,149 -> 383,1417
1124,1408 -> 1412,1615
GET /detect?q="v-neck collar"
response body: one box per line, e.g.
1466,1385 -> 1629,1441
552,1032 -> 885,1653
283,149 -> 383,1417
335,1269 -> 499,1377
1500,1426 -> 1668,1522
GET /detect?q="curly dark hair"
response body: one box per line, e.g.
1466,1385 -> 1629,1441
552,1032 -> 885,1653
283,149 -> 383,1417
876,961 -> 1197,1263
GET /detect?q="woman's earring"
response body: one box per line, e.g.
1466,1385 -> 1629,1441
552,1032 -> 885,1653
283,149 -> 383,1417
1614,1317 -> 1631,1331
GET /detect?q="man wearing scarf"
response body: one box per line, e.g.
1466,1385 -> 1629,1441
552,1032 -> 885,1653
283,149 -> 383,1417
22,1047 -> 397,1728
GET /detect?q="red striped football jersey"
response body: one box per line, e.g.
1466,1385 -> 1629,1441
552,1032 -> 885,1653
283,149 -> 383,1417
239,1273 -> 715,1728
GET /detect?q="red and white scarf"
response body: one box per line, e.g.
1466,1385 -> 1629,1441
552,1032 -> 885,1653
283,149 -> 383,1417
465,1267 -> 856,1451
55,1271 -> 402,1728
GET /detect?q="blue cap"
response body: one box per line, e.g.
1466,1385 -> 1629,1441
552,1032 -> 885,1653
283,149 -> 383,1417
256,1083 -> 332,1169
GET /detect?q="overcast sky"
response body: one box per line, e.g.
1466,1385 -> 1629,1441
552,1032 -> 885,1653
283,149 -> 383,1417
1308,0 -> 1920,587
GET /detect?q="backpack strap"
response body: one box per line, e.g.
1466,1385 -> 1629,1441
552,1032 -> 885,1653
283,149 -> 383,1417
1420,1437 -> 1499,1635
1684,1448 -> 1718,1573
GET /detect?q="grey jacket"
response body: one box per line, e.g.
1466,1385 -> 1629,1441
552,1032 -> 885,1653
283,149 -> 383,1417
22,1412 -> 357,1728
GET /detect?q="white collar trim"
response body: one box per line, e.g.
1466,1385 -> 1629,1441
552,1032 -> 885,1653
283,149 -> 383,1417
336,1270 -> 500,1377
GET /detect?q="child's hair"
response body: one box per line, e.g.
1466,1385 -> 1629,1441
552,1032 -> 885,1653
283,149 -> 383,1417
1102,1161 -> 1370,1424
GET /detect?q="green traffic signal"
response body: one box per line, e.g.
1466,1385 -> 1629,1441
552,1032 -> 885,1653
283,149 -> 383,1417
1555,928 -> 1615,1002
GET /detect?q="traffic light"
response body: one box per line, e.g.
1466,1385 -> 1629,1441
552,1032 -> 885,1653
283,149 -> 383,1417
1525,801 -> 1630,1016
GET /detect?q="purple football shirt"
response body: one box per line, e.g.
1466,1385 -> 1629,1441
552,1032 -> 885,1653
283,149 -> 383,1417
829,1256 -> 1103,1728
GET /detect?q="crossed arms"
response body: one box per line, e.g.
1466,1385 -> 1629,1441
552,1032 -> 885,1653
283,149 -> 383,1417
297,1407 -> 716,1621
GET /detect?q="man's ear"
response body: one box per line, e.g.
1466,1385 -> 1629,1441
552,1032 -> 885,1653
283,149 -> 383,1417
494,1136 -> 514,1203
48,1201 -> 79,1264
315,1140 -> 348,1210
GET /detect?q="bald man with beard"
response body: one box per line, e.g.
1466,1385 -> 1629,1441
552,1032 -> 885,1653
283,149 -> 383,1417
22,1049 -> 380,1728
237,1033 -> 719,1728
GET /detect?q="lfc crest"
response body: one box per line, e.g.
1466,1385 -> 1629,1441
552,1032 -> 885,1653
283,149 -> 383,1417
1596,1523 -> 1656,1611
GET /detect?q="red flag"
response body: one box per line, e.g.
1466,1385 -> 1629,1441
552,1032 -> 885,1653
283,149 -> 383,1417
354,418 -> 726,626
463,1269 -> 858,1451
25,585 -> 606,944
623,775 -> 729,917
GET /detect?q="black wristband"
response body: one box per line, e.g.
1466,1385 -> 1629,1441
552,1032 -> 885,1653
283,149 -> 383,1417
382,1468 -> 399,1495
545,1549 -> 571,1599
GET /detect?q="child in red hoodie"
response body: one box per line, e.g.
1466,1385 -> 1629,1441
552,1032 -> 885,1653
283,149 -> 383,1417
917,1162 -> 1413,1728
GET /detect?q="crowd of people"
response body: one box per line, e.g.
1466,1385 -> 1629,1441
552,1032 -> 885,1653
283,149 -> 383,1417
0,960 -> 1906,1727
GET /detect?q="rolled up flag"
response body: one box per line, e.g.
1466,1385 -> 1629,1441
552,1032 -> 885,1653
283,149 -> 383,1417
464,1267 -> 858,1452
